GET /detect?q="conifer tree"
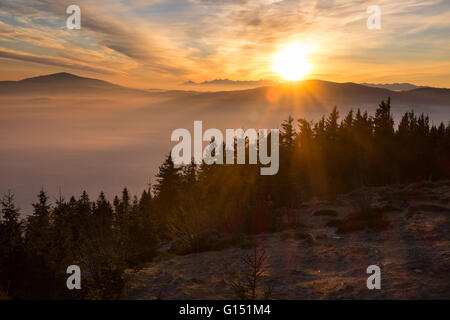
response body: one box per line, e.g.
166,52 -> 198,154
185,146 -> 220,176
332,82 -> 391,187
26,188 -> 51,258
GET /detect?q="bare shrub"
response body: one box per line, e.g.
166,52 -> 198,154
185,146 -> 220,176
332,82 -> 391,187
230,245 -> 272,300
168,201 -> 214,253
352,190 -> 374,218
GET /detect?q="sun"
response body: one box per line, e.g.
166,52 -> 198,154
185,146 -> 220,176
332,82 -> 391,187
271,43 -> 314,81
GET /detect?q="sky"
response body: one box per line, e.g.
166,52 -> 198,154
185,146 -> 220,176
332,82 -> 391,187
0,0 -> 449,89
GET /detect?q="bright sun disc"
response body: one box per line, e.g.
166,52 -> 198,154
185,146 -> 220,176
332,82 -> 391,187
272,43 -> 313,81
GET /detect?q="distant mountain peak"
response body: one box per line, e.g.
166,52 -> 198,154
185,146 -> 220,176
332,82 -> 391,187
20,72 -> 90,83
0,72 -> 146,95
360,82 -> 427,91
48,72 -> 81,79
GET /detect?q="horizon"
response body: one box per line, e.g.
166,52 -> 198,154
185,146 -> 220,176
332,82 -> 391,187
2,71 -> 448,92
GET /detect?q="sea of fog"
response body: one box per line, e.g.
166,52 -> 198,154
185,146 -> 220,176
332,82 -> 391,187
1,94 -> 449,214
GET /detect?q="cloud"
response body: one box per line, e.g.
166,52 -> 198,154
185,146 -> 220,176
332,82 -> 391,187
0,0 -> 190,77
0,48 -> 119,75
0,0 -> 449,87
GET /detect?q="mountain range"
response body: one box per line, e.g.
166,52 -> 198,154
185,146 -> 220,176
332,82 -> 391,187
1,73 -> 449,109
359,83 -> 428,91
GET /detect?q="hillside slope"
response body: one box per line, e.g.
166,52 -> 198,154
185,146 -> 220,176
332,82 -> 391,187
125,181 -> 450,299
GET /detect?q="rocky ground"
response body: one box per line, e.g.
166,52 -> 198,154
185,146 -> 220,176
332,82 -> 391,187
124,180 -> 450,299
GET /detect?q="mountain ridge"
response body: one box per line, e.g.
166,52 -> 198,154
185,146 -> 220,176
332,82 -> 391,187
1,73 -> 449,107
360,82 -> 429,91
0,72 -> 147,95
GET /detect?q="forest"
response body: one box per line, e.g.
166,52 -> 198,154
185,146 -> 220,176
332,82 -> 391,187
1,98 -> 449,299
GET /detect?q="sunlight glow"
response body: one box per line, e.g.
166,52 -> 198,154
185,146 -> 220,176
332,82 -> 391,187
271,43 -> 314,81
